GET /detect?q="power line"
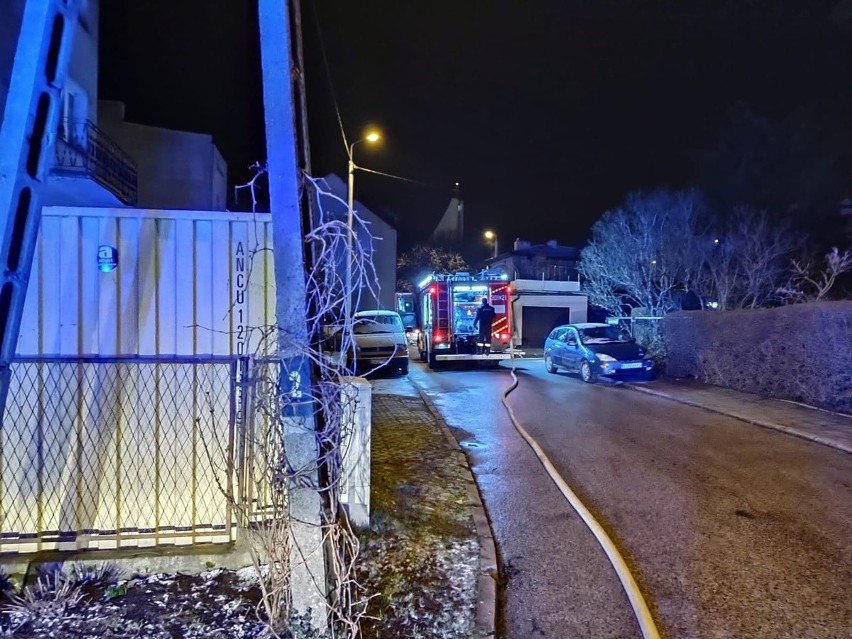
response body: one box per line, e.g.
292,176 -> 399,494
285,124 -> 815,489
307,0 -> 348,151
356,166 -> 451,192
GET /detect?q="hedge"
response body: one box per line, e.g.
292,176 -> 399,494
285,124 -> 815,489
661,301 -> 852,414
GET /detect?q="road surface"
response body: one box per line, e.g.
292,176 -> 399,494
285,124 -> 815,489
407,359 -> 852,639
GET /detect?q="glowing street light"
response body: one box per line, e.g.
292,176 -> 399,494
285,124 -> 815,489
484,229 -> 498,259
346,129 -> 382,318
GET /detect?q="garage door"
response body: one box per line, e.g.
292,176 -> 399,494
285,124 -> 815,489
521,307 -> 571,347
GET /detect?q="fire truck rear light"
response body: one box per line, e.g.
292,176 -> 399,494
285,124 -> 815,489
434,332 -> 444,343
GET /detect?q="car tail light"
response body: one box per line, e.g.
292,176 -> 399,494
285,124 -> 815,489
433,331 -> 444,343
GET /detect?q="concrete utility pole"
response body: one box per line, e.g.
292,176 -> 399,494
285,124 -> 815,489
257,0 -> 327,627
0,0 -> 78,420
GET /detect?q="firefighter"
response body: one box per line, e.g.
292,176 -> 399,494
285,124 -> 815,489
473,297 -> 496,354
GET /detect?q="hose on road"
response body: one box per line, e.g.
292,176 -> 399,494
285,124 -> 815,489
501,363 -> 661,639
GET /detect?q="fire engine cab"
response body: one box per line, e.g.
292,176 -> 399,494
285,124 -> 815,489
416,272 -> 518,368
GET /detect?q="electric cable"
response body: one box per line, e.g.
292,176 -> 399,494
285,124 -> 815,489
307,0 -> 349,151
307,1 -> 456,197
356,165 -> 446,190
501,361 -> 662,639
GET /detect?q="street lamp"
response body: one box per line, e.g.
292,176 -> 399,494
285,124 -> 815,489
484,229 -> 498,259
345,129 -> 381,318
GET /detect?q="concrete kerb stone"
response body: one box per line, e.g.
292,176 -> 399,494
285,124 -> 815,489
411,381 -> 498,638
623,383 -> 852,456
1,533 -> 258,586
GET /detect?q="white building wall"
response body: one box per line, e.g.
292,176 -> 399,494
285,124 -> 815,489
359,208 -> 397,311
66,0 -> 99,123
98,101 -> 227,211
510,279 -> 587,346
18,207 -> 275,357
212,144 -> 227,211
315,175 -> 398,312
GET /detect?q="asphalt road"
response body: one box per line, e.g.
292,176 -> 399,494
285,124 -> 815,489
407,358 -> 852,639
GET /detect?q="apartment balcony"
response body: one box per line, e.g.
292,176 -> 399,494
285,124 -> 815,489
51,119 -> 138,206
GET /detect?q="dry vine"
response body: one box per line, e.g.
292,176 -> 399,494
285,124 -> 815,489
200,172 -> 384,638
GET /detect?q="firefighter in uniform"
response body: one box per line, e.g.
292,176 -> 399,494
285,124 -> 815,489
473,297 -> 496,354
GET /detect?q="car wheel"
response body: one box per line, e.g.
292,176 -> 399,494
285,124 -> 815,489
580,360 -> 597,384
545,354 -> 558,374
641,369 -> 656,381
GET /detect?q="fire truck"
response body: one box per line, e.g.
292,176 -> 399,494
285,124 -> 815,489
416,272 -> 518,368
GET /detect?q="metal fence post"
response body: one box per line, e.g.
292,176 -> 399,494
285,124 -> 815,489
233,356 -> 254,525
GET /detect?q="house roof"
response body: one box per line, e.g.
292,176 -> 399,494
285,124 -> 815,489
317,174 -> 398,229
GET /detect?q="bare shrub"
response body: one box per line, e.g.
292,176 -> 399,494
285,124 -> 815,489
784,247 -> 852,302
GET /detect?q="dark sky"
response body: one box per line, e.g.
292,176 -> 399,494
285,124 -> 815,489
100,0 -> 852,255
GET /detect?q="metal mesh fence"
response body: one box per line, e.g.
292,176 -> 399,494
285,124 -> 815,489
0,357 -> 240,553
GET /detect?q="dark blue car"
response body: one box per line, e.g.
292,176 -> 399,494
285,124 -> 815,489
544,323 -> 654,383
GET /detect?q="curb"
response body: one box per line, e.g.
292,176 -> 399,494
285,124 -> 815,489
622,384 -> 852,456
411,380 -> 498,638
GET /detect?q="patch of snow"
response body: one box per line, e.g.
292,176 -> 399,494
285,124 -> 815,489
200,567 -> 223,580
235,564 -> 268,585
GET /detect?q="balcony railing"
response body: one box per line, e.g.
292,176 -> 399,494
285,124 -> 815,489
512,264 -> 579,282
52,119 -> 138,205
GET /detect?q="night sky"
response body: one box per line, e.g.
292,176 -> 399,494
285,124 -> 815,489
99,1 -> 852,255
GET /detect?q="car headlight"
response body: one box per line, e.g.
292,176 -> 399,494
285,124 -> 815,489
597,353 -> 616,362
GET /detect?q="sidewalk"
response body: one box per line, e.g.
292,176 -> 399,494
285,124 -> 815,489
362,377 -> 496,639
623,378 -> 852,455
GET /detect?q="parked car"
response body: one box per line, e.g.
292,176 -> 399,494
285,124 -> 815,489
543,323 -> 654,383
327,310 -> 409,375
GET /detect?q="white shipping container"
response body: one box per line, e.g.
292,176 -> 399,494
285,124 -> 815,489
18,207 -> 276,357
1,207 -> 277,552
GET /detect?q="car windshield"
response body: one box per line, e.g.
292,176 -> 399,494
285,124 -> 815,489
354,315 -> 403,334
579,326 -> 632,344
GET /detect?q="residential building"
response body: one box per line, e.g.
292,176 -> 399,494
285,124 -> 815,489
99,100 -> 227,211
15,0 -> 141,209
485,239 -> 588,347
16,0 -> 226,212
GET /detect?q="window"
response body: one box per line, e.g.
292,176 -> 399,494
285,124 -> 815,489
59,81 -> 88,144
548,327 -> 565,341
354,314 -> 403,334
578,326 -> 631,344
